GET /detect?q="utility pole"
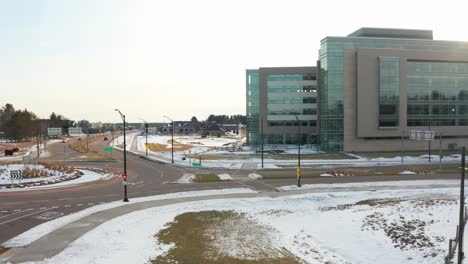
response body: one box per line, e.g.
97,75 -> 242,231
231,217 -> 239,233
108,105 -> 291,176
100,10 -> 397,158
86,126 -> 89,152
36,127 -> 40,159
458,146 -> 465,264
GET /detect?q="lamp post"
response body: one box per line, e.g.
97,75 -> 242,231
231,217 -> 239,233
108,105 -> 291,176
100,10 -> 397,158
295,115 -> 301,187
139,118 -> 149,156
164,116 -> 174,163
260,116 -> 264,168
115,109 -> 129,202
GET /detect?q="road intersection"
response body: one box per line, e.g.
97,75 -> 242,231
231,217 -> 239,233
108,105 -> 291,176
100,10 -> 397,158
0,134 -> 461,246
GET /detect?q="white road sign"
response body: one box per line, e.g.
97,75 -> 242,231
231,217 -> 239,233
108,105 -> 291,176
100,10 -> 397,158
47,128 -> 62,136
68,127 -> 83,135
409,130 -> 435,141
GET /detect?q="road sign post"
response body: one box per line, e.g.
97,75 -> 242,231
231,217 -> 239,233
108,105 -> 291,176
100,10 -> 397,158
10,169 -> 22,184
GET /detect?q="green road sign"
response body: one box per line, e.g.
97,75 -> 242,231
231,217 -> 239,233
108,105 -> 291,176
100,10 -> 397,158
104,146 -> 113,152
192,162 -> 201,167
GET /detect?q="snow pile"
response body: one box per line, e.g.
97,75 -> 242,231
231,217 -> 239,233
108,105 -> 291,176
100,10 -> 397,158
248,173 -> 262,180
218,174 -> 232,181
33,188 -> 460,264
399,170 -> 417,175
174,174 -> 194,184
0,169 -> 111,192
0,164 -> 68,184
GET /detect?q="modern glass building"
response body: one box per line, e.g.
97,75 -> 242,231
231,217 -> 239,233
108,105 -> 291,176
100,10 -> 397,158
246,67 -> 318,148
320,27 -> 468,152
247,28 -> 468,152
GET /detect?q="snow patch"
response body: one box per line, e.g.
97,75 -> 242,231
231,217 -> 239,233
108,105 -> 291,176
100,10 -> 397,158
399,170 -> 417,175
218,174 -> 232,181
174,174 -> 194,184
248,173 -> 262,180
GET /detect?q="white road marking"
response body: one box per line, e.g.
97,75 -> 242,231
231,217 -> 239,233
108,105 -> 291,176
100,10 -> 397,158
39,207 -> 47,210
13,209 -> 21,212
0,210 -> 8,213
64,205 -> 71,208
0,209 -> 33,220
0,208 -> 54,225
253,179 -> 278,191
87,203 -> 94,206
76,204 -> 83,207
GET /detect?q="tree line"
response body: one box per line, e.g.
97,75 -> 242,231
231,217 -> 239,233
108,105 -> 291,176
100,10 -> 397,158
0,103 -> 73,141
206,114 -> 246,124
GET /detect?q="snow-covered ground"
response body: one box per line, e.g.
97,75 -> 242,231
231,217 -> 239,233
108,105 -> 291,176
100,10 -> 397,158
112,133 -> 137,151
0,164 -> 113,191
128,135 -> 462,169
26,187 -> 461,264
2,188 -> 255,248
277,179 -> 466,191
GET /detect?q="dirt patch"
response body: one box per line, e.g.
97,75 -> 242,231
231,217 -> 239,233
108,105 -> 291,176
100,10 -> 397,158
152,210 -> 300,264
361,212 -> 443,257
147,140 -> 192,152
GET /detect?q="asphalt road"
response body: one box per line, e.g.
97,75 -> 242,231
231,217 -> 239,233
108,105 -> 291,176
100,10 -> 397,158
0,135 -> 462,245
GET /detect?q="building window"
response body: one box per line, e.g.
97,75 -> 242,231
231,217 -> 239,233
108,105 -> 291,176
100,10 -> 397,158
379,57 -> 400,127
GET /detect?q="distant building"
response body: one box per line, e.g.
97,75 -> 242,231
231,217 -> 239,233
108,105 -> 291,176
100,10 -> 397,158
201,122 -> 224,137
246,67 -> 318,147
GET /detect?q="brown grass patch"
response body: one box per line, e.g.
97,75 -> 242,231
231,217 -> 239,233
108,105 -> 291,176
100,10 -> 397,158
147,140 -> 192,152
152,211 -> 300,264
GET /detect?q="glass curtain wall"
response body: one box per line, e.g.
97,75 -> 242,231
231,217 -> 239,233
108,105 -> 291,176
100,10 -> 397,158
379,57 -> 400,127
320,37 -> 468,152
246,70 -> 260,146
407,61 -> 468,127
266,74 -> 317,145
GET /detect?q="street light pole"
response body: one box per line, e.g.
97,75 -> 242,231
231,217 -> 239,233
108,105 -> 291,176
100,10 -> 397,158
428,98 -> 432,162
115,109 -> 129,202
139,118 -> 148,156
164,116 -> 174,163
260,116 -> 264,168
295,115 -> 301,187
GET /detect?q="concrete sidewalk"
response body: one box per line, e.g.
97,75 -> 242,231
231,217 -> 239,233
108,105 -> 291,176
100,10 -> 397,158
1,183 -> 461,263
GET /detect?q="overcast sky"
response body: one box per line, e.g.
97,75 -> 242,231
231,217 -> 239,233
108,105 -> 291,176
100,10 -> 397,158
1,0 -> 467,123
